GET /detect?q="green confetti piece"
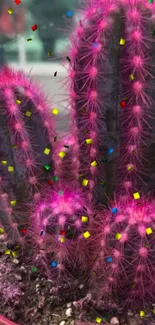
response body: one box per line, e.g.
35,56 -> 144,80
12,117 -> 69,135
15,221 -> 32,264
31,266 -> 38,272
44,164 -> 50,171
58,190 -> 63,195
54,176 -> 58,181
152,30 -> 155,36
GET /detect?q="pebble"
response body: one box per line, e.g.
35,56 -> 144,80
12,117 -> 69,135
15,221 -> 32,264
66,302 -> 72,308
110,317 -> 119,324
14,273 -> 22,281
127,310 -> 134,317
65,307 -> 72,317
59,321 -> 66,325
12,258 -> 19,264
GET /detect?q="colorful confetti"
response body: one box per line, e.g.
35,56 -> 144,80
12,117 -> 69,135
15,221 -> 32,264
66,10 -> 73,17
120,38 -> 126,45
31,24 -> 38,31
8,8 -> 13,14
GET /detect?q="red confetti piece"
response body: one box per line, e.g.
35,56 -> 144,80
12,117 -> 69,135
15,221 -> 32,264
48,180 -> 53,185
60,230 -> 66,235
54,71 -> 57,77
15,0 -> 21,4
120,101 -> 126,107
20,228 -> 26,233
31,24 -> 38,31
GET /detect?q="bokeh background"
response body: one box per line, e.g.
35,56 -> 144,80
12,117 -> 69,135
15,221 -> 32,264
0,0 -> 82,134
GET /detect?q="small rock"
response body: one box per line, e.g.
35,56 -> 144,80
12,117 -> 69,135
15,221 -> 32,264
65,307 -> 72,317
127,310 -> 133,317
110,317 -> 119,324
12,258 -> 19,264
79,284 -> 84,289
14,273 -> 22,281
59,321 -> 66,325
20,266 -> 26,272
67,302 -> 72,308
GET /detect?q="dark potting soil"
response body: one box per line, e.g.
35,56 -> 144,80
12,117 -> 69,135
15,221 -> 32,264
0,234 -> 155,325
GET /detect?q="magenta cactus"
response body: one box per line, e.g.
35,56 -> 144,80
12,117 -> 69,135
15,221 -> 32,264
65,0 -> 155,207
90,195 -> 155,314
0,66 -> 56,245
27,180 -> 93,282
63,0 -> 155,315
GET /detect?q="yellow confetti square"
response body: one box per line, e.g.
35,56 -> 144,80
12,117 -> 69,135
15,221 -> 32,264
153,308 -> 155,314
25,111 -> 32,117
12,251 -> 18,257
83,231 -> 91,239
96,317 -> 102,324
8,8 -> 13,14
52,108 -> 59,115
0,227 -> 4,234
86,138 -> 92,144
1,160 -> 7,165
60,236 -> 65,243
58,151 -> 66,158
8,166 -> 14,172
12,145 -> 17,149
120,38 -> 125,45
91,160 -> 97,167
5,250 -> 11,255
82,179 -> 89,186
10,200 -> 16,206
116,233 -> 122,240
127,165 -> 133,171
44,148 -> 50,155
133,192 -> 140,200
16,99 -> 21,104
81,216 -> 88,222
146,227 -> 153,235
129,74 -> 134,80
140,310 -> 145,317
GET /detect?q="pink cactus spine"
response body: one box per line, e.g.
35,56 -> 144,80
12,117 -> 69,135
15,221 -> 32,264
115,0 -> 155,198
66,0 -> 123,206
0,66 -> 57,243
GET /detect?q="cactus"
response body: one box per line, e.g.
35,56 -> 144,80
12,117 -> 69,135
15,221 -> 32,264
65,0 -> 155,207
27,179 -> 93,282
63,0 -> 155,315
0,66 -> 56,245
0,66 -> 93,284
90,195 -> 155,314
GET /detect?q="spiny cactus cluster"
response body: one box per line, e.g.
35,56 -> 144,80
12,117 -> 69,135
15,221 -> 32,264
89,196 -> 155,314
27,182 -> 93,283
0,66 -> 56,245
1,0 -> 155,319
64,0 -> 155,315
66,0 -> 155,205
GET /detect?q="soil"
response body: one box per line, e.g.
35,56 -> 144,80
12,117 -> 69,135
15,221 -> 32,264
0,234 -> 155,325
